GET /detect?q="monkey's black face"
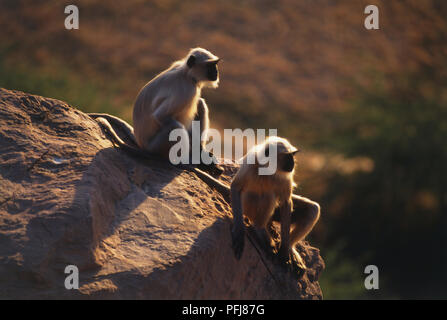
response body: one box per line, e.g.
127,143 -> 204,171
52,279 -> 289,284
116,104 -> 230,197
280,153 -> 295,172
206,62 -> 219,81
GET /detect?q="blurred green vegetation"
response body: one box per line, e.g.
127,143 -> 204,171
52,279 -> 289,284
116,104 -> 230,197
0,49 -> 126,116
318,70 -> 447,298
318,242 -> 369,299
0,0 -> 446,299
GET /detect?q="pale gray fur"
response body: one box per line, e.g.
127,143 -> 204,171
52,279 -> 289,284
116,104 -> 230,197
132,48 -> 219,157
230,137 -> 320,273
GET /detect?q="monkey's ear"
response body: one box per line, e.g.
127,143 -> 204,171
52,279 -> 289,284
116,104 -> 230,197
187,55 -> 196,68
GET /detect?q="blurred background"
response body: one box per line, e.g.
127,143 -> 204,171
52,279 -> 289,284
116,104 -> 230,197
0,0 -> 446,299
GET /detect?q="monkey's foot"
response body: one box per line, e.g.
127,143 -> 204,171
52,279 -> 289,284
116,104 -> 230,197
290,251 -> 307,278
277,249 -> 307,278
197,150 -> 224,176
197,162 -> 224,177
291,250 -> 307,270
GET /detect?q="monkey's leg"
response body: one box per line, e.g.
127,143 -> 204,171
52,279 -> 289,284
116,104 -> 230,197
230,184 -> 245,260
271,195 -> 320,243
280,195 -> 320,271
277,199 -> 293,265
289,195 -> 320,245
193,98 -> 209,149
242,192 -> 277,253
188,98 -> 209,152
145,118 -> 186,159
291,200 -> 319,270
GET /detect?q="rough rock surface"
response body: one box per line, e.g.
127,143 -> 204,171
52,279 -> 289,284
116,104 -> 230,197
0,88 -> 324,299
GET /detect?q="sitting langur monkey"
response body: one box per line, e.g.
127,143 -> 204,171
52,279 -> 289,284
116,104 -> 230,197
89,47 -> 223,175
230,137 -> 320,271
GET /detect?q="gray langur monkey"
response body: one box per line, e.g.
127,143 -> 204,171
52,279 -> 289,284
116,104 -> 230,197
230,137 -> 320,271
133,47 -> 221,167
89,47 -> 223,175
90,114 -> 319,272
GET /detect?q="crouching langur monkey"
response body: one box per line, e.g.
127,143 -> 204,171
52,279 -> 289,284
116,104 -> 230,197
230,137 -> 320,271
89,47 -> 223,175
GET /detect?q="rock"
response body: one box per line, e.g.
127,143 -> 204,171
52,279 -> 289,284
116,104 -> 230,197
0,88 -> 324,299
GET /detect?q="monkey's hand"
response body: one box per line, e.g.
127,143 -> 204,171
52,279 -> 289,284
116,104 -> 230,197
291,249 -> 307,271
278,246 -> 306,277
231,225 -> 245,260
198,162 -> 224,177
198,150 -> 224,176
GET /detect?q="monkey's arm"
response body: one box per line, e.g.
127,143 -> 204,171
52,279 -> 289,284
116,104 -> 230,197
196,99 -> 209,140
278,198 -> 293,263
189,98 -> 209,147
289,195 -> 320,242
230,182 -> 245,260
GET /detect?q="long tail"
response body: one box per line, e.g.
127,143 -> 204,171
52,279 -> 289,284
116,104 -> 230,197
191,168 -> 231,202
89,113 -> 138,148
90,114 -> 231,201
